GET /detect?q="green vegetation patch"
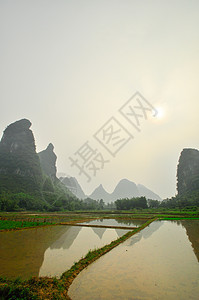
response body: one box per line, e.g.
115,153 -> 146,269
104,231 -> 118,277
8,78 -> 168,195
159,217 -> 199,220
0,277 -> 69,300
0,220 -> 54,231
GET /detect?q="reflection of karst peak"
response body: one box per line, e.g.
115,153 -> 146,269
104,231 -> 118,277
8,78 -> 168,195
180,220 -> 199,263
115,228 -> 128,238
0,226 -> 68,279
126,221 -> 163,247
50,226 -> 82,249
92,227 -> 106,239
142,221 -> 163,239
126,231 -> 142,247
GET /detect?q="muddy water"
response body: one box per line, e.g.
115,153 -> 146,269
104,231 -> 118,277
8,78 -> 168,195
0,225 -> 128,279
78,218 -> 146,228
69,220 -> 199,300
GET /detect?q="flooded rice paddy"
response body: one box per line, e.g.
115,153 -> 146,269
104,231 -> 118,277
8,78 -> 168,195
0,224 -> 129,279
78,218 -> 146,228
1,218 -> 199,299
69,220 -> 199,300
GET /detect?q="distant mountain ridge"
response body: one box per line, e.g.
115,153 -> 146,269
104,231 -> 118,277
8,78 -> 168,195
89,184 -> 111,202
60,177 -> 162,202
89,179 -> 162,203
137,184 -> 162,201
59,176 -> 86,199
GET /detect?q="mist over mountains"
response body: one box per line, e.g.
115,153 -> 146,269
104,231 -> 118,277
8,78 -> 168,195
0,118 -> 199,211
60,177 -> 162,203
89,179 -> 162,203
59,176 -> 86,200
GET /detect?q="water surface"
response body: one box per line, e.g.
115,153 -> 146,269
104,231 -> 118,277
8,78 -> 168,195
78,218 -> 146,228
69,220 -> 199,300
0,225 -> 128,279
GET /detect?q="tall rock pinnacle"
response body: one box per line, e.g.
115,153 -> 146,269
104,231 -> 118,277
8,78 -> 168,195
0,119 -> 42,194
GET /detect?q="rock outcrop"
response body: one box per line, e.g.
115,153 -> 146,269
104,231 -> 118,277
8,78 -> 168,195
37,144 -> 77,206
0,119 -> 77,211
177,148 -> 199,195
38,143 -> 57,181
0,119 -> 43,194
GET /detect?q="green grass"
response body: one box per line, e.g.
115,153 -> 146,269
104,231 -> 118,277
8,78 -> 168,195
0,276 -> 68,299
1,209 -> 199,230
0,220 -> 54,230
159,217 -> 199,220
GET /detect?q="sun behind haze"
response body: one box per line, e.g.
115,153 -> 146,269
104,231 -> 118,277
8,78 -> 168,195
0,0 -> 199,198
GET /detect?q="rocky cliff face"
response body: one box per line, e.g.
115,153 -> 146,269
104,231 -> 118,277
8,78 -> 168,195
0,119 -> 78,211
38,144 -> 77,206
0,119 -> 35,154
0,119 -> 43,194
177,148 -> 199,195
38,143 -> 57,181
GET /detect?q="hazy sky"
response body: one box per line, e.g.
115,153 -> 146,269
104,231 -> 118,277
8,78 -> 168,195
1,0 -> 199,199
